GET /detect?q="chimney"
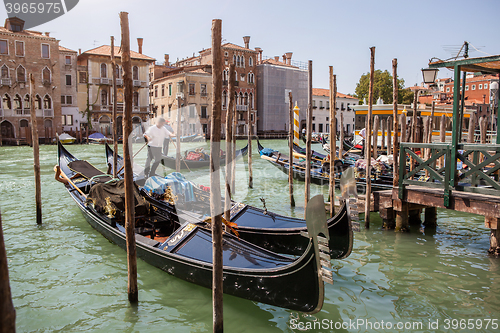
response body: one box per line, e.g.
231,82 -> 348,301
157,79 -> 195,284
274,56 -> 280,62
137,38 -> 143,54
243,36 -> 250,49
282,54 -> 287,63
164,54 -> 170,66
285,52 -> 293,65
78,48 -> 81,55
45,32 -> 50,37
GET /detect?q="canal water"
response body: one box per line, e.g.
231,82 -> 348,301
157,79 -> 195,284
1,140 -> 499,332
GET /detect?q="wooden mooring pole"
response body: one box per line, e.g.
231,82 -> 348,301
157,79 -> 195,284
29,73 -> 42,225
339,113 -> 344,159
386,116 -> 392,157
0,210 -> 16,332
392,59 -> 399,188
305,60 -> 313,209
111,36 -> 119,178
364,47 -> 375,229
224,63 -> 236,221
120,11 -> 138,304
288,92 -> 295,207
247,102 -> 253,190
329,69 -> 336,217
210,18 -> 224,333
176,96 -> 181,172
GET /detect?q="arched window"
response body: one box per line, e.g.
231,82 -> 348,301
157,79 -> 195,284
17,65 -> 26,82
241,56 -> 245,68
14,94 -> 22,110
249,57 -> 253,67
42,67 -> 51,83
100,63 -> 107,78
223,69 -> 228,81
115,65 -> 121,78
233,55 -> 236,64
249,93 -> 253,109
247,73 -> 254,84
239,92 -> 243,106
133,91 -> 139,107
3,94 -> 11,109
1,65 -> 9,78
20,119 -> 29,127
23,94 -> 30,109
244,93 -> 248,106
101,89 -> 108,106
43,95 -> 52,109
236,56 -> 240,67
133,66 -> 139,80
234,92 -> 238,105
222,90 -> 227,108
35,95 -> 42,109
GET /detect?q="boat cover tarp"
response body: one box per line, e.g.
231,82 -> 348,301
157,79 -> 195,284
68,160 -> 113,183
86,179 -> 149,217
259,148 -> 277,157
143,173 -> 196,202
89,132 -> 107,139
59,133 -> 76,141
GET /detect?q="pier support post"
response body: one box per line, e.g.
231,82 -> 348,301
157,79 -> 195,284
423,207 -> 437,228
381,208 -> 395,229
394,199 -> 409,232
485,216 -> 499,255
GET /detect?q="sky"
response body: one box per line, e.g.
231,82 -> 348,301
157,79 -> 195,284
1,0 -> 499,95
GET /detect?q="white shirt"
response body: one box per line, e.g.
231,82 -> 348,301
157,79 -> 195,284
145,125 -> 173,147
360,128 -> 366,139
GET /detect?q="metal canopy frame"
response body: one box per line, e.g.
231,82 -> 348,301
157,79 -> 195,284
429,55 -> 500,191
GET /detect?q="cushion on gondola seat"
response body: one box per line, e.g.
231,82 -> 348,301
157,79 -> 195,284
259,148 -> 277,157
68,160 -> 113,183
144,173 -> 196,202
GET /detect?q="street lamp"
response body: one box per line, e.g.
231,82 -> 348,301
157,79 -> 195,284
421,67 -> 439,85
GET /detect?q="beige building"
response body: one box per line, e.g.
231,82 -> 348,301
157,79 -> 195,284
151,65 -> 212,136
0,17 -> 61,144
77,40 -> 155,136
59,46 -> 80,133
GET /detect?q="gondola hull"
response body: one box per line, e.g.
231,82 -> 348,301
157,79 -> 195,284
58,142 -> 329,313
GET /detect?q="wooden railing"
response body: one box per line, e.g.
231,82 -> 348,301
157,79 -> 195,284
399,142 -> 500,206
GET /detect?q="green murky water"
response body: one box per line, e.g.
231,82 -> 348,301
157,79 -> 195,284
1,140 -> 499,332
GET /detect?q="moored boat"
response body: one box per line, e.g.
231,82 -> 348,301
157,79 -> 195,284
160,144 -> 248,170
55,141 -> 335,313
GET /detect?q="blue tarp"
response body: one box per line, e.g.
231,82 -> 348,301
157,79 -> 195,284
259,148 -> 277,157
89,132 -> 107,139
143,173 -> 196,202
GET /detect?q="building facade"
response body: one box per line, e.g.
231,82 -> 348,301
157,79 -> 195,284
0,17 -> 61,144
77,41 -> 155,136
256,56 -> 308,136
150,65 -> 212,137
312,88 -> 358,135
59,46 -> 81,133
176,37 -> 259,136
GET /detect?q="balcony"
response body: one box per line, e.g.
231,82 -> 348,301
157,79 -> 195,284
43,109 -> 53,117
1,78 -> 11,86
15,109 -> 23,115
100,78 -> 110,85
236,105 -> 248,111
133,80 -> 147,87
116,79 -> 123,85
23,108 -> 30,115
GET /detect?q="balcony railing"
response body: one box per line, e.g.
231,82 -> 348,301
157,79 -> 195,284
43,109 -> 53,117
236,105 -> 248,111
116,79 -> 123,85
1,78 -> 11,86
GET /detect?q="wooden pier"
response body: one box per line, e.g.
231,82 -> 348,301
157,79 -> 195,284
365,53 -> 500,255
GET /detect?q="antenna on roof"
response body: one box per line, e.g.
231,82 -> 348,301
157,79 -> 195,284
93,40 -> 99,47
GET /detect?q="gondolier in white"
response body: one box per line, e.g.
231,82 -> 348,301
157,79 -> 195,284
144,117 -> 173,178
163,121 -> 175,156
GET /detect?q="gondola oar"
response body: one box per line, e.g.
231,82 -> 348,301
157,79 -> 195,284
54,165 -> 87,198
342,138 -> 363,158
116,142 -> 148,175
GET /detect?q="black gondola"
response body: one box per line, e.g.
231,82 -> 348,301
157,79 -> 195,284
258,140 -> 393,194
160,144 -> 248,170
55,142 -> 336,313
105,144 -> 353,259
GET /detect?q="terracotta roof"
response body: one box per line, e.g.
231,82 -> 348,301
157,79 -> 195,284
152,65 -> 211,83
444,74 -> 499,85
80,45 -> 155,61
0,26 -> 55,39
222,42 -> 258,53
59,45 -> 77,53
312,88 -> 358,100
260,58 -> 298,68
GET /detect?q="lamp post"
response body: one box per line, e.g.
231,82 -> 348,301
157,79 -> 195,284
422,67 -> 439,85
